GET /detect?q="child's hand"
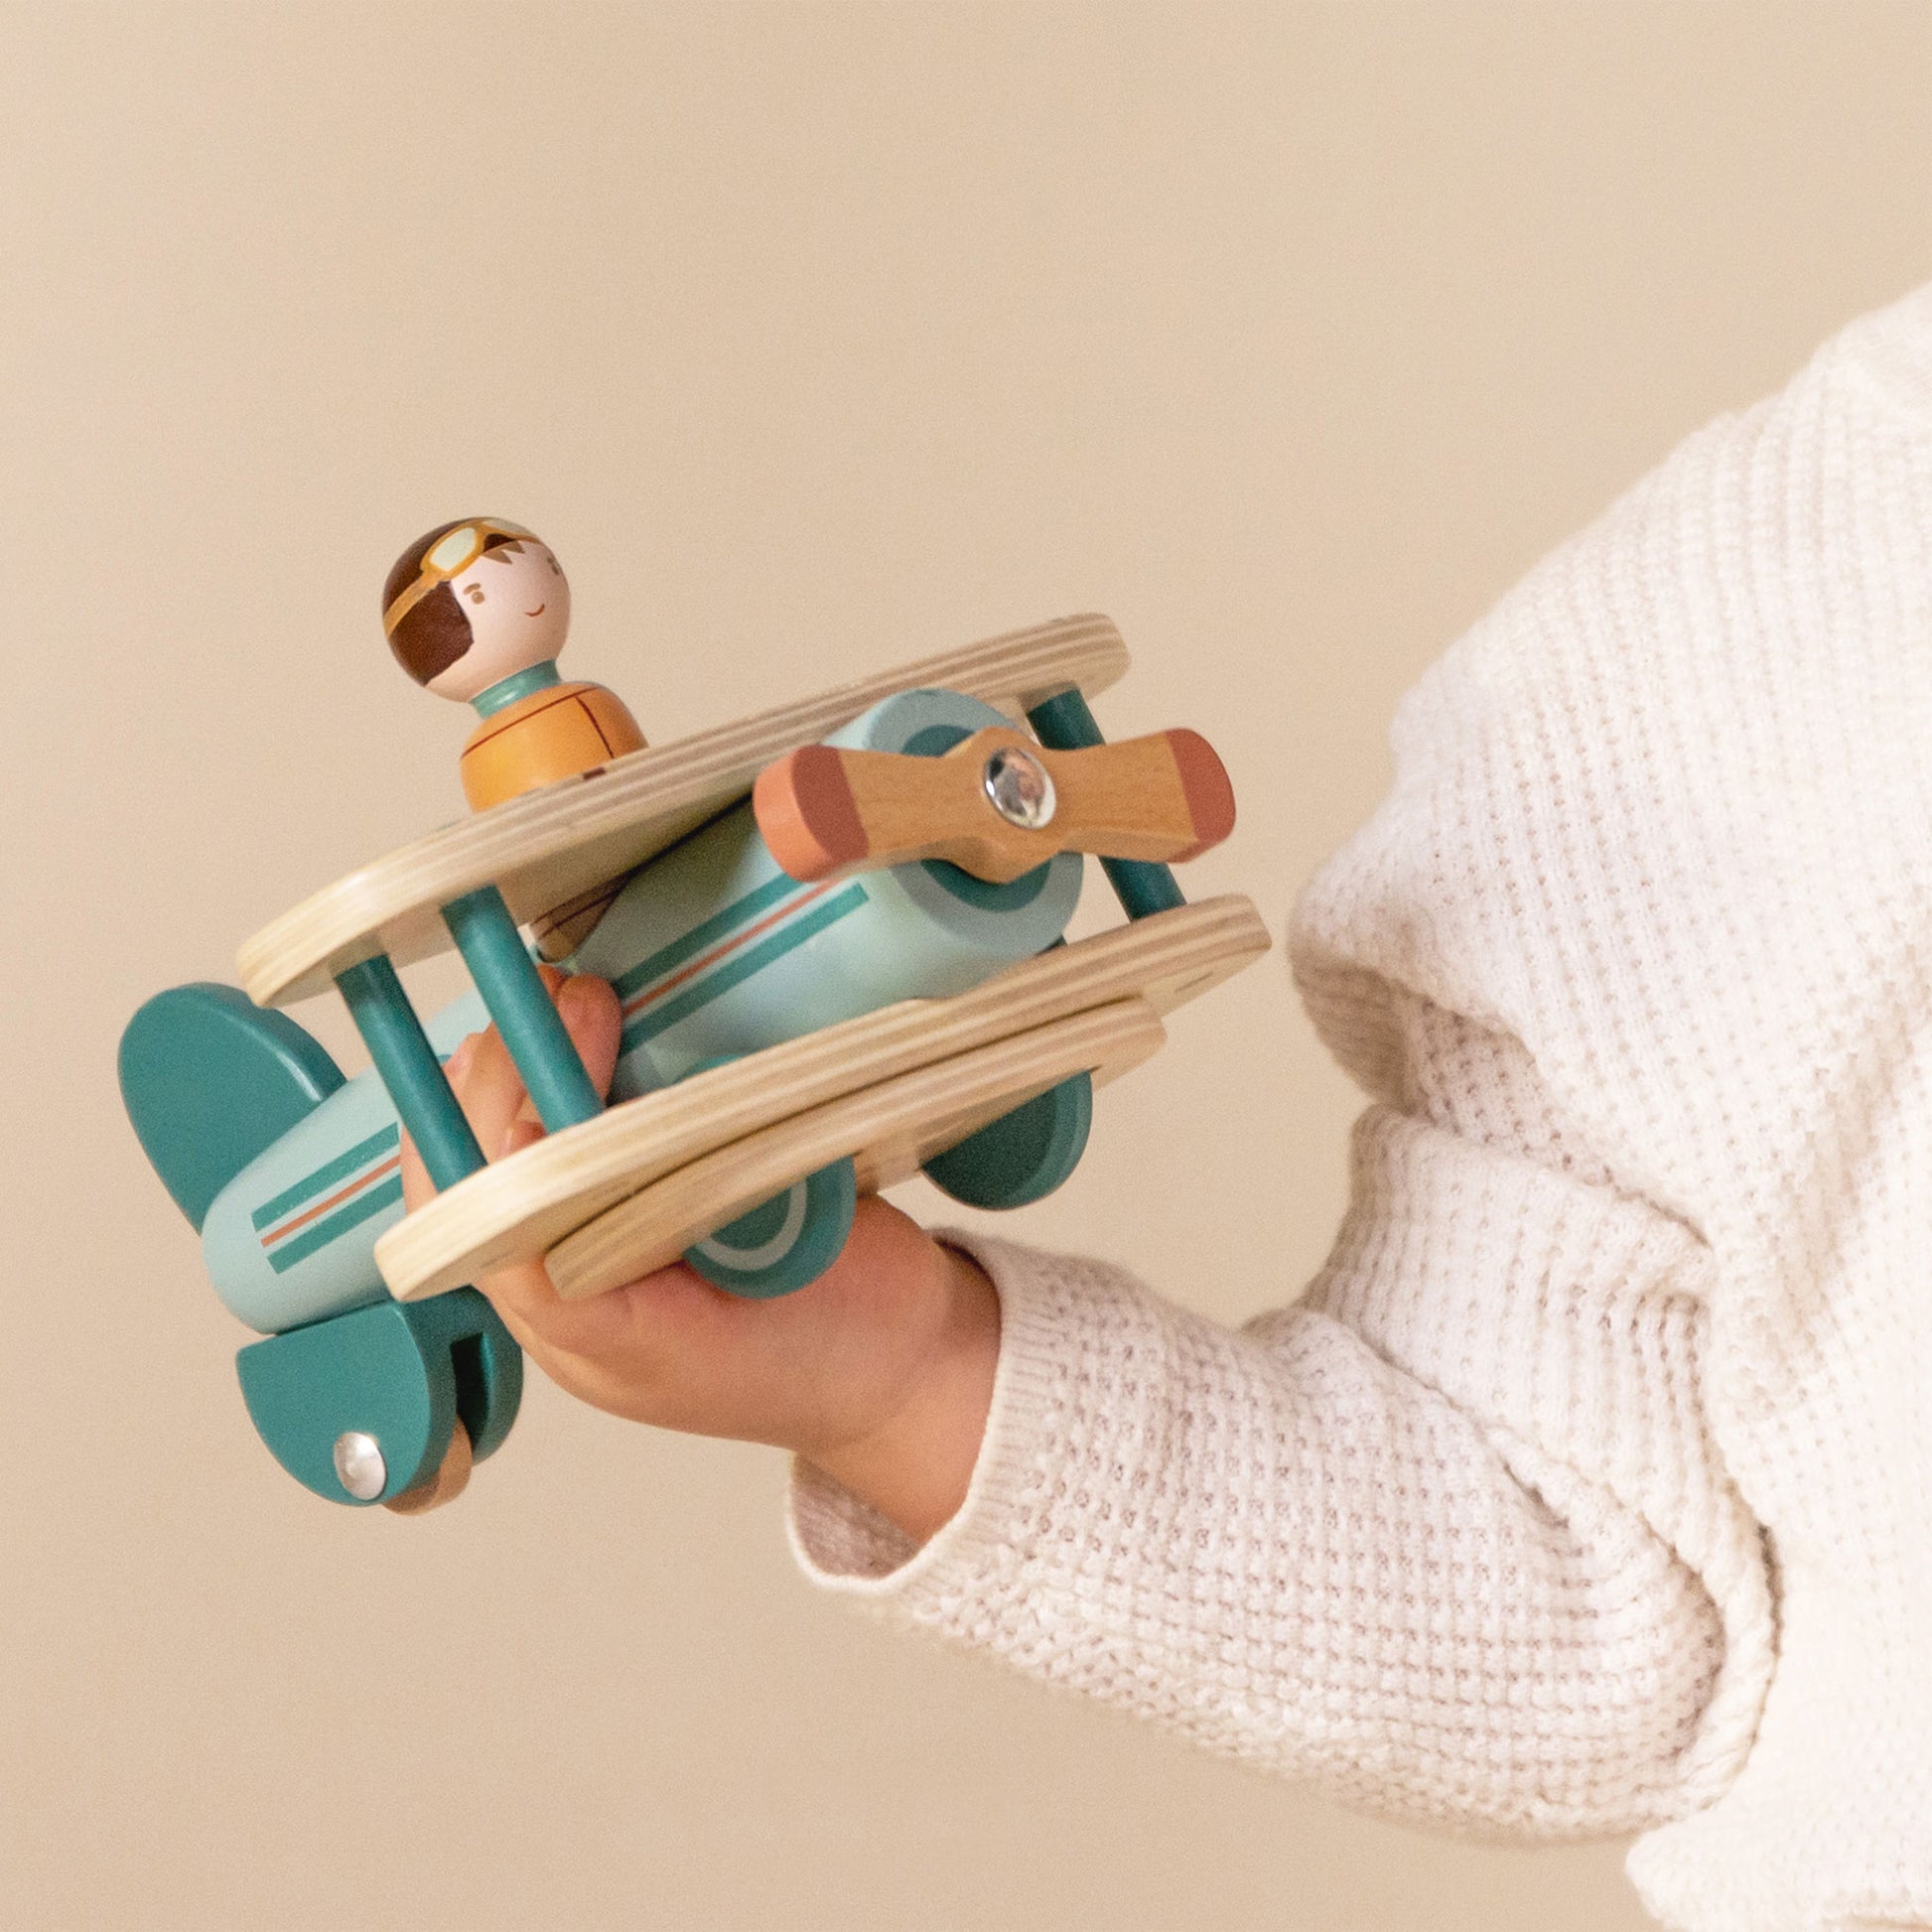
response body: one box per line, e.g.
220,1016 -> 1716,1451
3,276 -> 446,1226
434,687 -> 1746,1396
399,969 -> 1000,1542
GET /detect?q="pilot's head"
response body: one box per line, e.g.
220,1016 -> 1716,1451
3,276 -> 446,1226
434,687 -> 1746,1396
382,518 -> 573,703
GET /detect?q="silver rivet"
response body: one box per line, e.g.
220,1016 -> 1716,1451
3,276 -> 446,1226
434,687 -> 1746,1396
333,1431 -> 387,1501
983,747 -> 1055,830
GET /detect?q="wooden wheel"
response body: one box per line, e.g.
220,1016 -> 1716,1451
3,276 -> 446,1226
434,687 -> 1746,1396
382,1420 -> 474,1515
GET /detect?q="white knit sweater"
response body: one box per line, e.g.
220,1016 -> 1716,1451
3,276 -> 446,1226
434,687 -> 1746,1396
789,285 -> 1932,1932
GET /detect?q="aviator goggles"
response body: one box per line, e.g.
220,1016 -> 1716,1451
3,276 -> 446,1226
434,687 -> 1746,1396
383,518 -> 537,635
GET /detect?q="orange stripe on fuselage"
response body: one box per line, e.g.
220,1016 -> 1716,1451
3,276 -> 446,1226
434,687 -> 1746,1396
621,882 -> 837,1020
261,1153 -> 403,1247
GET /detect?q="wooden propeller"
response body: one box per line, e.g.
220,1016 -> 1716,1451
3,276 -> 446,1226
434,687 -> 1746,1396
754,724 -> 1235,885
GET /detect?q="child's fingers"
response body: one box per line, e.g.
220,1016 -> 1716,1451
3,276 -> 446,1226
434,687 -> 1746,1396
399,973 -> 627,1345
400,1023 -> 522,1179
456,1023 -> 537,1156
398,1034 -> 480,1211
475,975 -> 621,1143
554,974 -> 622,1100
398,1124 -> 429,1212
401,1043 -> 630,1360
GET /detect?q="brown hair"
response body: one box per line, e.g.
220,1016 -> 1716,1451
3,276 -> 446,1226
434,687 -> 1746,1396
382,520 -> 523,685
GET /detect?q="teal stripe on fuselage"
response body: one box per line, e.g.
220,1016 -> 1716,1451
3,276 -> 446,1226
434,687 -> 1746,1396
265,1173 -> 405,1274
620,883 -> 869,1057
251,1123 -> 401,1232
611,872 -> 802,1003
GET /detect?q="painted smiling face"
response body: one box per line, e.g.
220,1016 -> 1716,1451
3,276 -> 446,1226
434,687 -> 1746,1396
382,518 -> 574,703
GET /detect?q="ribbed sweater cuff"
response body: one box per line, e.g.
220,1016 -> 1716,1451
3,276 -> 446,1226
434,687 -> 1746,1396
1840,282 -> 1932,424
785,1230 -> 1106,1602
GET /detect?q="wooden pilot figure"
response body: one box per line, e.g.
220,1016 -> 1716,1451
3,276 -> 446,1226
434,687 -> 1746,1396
383,517 -> 644,807
382,516 -> 647,952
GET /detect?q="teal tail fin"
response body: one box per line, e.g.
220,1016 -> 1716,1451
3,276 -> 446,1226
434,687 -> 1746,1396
120,984 -> 345,1233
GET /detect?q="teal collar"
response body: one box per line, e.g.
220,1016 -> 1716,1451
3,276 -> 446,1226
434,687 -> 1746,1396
472,659 -> 563,719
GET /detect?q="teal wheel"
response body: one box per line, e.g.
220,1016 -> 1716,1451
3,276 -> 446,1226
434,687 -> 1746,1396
685,1158 -> 858,1299
922,1070 -> 1093,1209
234,1289 -> 522,1506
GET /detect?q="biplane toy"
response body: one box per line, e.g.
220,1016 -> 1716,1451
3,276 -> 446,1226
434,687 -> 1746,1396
119,520 -> 1270,1514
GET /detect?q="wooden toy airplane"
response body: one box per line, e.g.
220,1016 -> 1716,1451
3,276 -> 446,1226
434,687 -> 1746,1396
119,520 -> 1270,1515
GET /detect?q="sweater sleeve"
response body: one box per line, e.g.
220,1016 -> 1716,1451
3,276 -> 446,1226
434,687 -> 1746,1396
788,967 -> 1773,1837
788,288 -> 1932,1910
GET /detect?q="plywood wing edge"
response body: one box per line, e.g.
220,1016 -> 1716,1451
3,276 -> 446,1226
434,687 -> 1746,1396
546,998 -> 1168,1301
374,895 -> 1271,1301
240,614 -> 1129,1005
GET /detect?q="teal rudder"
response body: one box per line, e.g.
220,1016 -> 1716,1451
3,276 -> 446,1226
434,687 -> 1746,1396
120,984 -> 345,1231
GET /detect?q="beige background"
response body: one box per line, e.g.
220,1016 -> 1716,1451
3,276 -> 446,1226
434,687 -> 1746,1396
1,4 -> 1926,1928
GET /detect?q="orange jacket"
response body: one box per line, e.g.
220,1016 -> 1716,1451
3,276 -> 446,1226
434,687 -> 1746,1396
460,681 -> 645,812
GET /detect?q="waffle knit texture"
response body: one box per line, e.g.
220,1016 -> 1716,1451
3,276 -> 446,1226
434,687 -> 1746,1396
789,284 -> 1932,1932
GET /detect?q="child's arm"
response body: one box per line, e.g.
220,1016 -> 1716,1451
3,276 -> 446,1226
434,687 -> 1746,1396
408,287 -> 1932,1926
408,971 -> 1761,1842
